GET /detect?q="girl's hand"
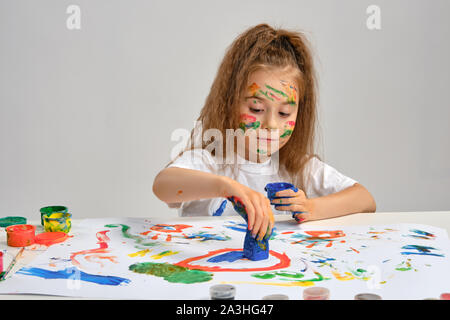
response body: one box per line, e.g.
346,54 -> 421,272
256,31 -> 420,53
270,188 -> 314,223
220,176 -> 274,240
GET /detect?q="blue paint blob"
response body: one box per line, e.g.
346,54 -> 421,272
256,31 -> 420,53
226,196 -> 271,261
207,251 -> 245,263
265,182 -> 304,221
243,231 -> 269,261
17,267 -> 131,286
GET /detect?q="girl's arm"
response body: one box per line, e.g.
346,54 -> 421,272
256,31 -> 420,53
308,183 -> 376,221
153,167 -> 225,204
153,167 -> 274,240
272,183 -> 376,222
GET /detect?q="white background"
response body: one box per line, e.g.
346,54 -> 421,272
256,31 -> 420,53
1,0 -> 449,220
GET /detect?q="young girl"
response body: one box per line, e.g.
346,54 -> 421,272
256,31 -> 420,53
153,24 -> 376,242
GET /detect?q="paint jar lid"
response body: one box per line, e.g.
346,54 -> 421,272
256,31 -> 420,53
0,216 -> 27,227
6,224 -> 35,234
210,284 -> 236,300
35,232 -> 69,246
440,293 -> 450,300
303,287 -> 330,300
354,293 -> 382,300
262,294 -> 289,300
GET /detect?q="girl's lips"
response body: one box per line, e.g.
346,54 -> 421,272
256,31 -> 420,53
257,137 -> 279,141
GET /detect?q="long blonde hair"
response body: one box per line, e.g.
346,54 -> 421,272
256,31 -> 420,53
169,23 -> 321,193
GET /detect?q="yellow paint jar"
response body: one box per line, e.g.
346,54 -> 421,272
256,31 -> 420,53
43,212 -> 72,233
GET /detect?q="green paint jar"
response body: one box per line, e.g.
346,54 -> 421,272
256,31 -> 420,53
40,206 -> 68,225
42,212 -> 72,233
0,216 -> 27,227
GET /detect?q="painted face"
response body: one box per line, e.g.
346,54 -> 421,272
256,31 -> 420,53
238,68 -> 299,161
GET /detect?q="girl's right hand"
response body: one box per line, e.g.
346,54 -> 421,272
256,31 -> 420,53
220,176 -> 274,241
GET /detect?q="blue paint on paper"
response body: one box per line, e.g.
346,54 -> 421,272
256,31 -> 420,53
224,222 -> 247,233
17,267 -> 131,286
400,245 -> 444,257
310,257 -> 336,264
207,251 -> 245,263
184,232 -> 230,242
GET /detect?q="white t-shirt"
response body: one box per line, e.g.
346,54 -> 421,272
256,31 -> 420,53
167,149 -> 357,217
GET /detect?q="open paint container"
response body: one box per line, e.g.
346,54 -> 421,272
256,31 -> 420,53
6,224 -> 36,247
40,206 -> 68,225
42,212 -> 72,233
35,232 -> 69,246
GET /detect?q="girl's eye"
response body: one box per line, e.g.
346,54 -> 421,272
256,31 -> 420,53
250,108 -> 263,113
279,112 -> 290,117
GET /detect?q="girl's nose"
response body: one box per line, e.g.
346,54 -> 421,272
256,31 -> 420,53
262,111 -> 278,130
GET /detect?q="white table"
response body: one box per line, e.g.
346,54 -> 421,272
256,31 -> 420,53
1,211 -> 449,299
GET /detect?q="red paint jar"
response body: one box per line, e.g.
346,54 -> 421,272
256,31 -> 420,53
6,224 -> 36,247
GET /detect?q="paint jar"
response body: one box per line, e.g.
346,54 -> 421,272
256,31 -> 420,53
0,216 -> 27,228
35,232 -> 69,246
262,294 -> 289,300
43,212 -> 72,233
210,284 -> 236,300
40,206 -> 68,225
440,293 -> 450,300
354,293 -> 382,300
6,224 -> 36,247
303,287 -> 330,300
0,252 -> 3,274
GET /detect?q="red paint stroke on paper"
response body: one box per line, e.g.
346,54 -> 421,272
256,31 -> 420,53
70,230 -> 117,268
174,248 -> 290,272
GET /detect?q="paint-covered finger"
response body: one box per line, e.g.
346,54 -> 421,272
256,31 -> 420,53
264,200 -> 275,240
258,212 -> 269,241
275,189 -> 296,197
293,212 -> 307,223
251,197 -> 264,239
256,198 -> 270,240
241,197 -> 255,231
271,197 -> 295,206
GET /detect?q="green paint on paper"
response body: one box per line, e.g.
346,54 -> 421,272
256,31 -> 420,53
252,271 -> 306,281
129,262 -> 212,284
395,259 -> 415,272
105,224 -> 157,247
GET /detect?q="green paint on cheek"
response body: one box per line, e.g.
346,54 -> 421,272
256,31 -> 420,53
280,129 -> 293,138
129,262 -> 213,284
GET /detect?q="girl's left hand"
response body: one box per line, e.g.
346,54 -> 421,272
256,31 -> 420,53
270,188 -> 314,223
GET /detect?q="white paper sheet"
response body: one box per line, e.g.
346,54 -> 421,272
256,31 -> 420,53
0,217 -> 449,299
